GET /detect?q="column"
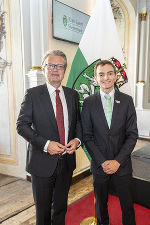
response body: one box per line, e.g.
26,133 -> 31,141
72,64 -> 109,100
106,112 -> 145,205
26,0 -> 48,89
136,12 -> 147,109
138,12 -> 147,82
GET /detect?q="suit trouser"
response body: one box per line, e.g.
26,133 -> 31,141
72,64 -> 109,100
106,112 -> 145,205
31,157 -> 73,225
93,173 -> 136,225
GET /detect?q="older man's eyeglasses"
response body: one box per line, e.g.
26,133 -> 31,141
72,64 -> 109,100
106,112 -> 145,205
45,63 -> 65,70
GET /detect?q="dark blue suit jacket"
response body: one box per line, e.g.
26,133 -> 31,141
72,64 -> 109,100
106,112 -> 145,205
81,90 -> 138,176
17,84 -> 82,177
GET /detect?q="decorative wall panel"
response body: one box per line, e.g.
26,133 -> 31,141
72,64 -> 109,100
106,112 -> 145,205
0,0 -> 17,164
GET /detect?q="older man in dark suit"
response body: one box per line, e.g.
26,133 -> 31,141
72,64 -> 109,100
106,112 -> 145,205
81,60 -> 138,225
17,50 -> 82,225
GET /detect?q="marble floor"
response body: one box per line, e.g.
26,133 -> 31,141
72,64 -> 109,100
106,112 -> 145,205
133,138 -> 150,152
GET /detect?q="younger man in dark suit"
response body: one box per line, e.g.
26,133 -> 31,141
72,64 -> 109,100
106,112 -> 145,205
17,50 -> 82,225
81,60 -> 138,225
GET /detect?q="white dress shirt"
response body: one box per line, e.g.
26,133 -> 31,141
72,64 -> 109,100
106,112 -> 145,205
100,89 -> 115,117
44,82 -> 68,151
44,82 -> 80,152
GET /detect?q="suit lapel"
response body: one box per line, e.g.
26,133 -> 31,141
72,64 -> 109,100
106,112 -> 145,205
95,92 -> 109,130
63,87 -> 72,129
39,84 -> 58,131
110,90 -> 120,130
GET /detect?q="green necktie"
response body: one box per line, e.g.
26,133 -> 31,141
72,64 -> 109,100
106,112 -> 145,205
104,94 -> 112,128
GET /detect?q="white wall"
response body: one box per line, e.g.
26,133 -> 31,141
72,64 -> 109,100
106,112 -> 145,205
136,109 -> 150,138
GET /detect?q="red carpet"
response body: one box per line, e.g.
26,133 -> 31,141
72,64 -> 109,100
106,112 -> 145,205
66,192 -> 150,225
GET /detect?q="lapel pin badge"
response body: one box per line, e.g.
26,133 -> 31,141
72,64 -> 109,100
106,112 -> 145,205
115,100 -> 120,104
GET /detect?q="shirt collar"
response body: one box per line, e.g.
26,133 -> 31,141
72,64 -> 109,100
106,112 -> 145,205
100,89 -> 115,99
46,82 -> 63,95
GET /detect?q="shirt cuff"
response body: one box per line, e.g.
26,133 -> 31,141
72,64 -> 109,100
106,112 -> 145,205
44,140 -> 50,152
75,138 -> 81,148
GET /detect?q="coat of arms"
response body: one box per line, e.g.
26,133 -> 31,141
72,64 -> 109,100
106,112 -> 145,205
72,58 -> 128,108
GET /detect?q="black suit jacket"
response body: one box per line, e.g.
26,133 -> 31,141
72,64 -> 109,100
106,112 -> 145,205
81,90 -> 138,176
17,84 -> 82,177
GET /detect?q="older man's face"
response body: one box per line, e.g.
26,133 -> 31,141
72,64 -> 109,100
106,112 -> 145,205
43,55 -> 65,88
